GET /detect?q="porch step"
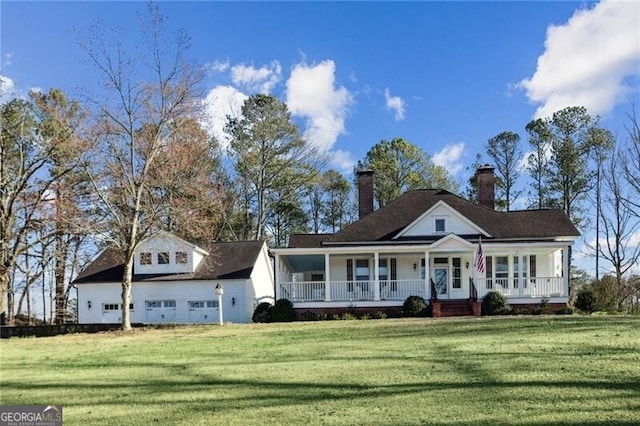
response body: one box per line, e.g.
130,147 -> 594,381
436,299 -> 474,317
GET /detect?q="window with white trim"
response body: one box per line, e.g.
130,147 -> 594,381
103,303 -> 119,312
158,252 -> 170,265
140,252 -> 152,265
435,218 -> 446,233
176,251 -> 188,264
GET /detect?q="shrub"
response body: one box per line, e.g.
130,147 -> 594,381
331,314 -> 341,321
252,302 -> 273,323
574,289 -> 596,314
510,307 -> 530,316
341,312 -> 357,320
372,311 -> 388,320
482,291 -> 508,316
402,295 -> 427,317
533,297 -> 550,315
359,313 -> 370,320
300,311 -> 327,321
555,306 -> 574,315
270,299 -> 296,322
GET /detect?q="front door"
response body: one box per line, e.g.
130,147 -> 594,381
433,266 -> 449,299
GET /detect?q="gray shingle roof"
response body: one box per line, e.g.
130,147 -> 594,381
289,189 -> 579,248
74,240 -> 265,284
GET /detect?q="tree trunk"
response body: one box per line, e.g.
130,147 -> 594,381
54,234 -> 68,324
121,254 -> 134,331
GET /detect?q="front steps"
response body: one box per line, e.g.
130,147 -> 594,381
431,299 -> 480,317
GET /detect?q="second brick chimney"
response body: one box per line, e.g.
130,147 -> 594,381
357,168 -> 374,219
477,165 -> 495,210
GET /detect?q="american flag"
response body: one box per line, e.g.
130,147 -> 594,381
476,237 -> 485,274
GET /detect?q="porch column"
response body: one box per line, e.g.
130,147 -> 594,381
424,251 -> 430,300
373,252 -> 380,301
518,251 -> 524,297
563,245 -> 570,297
324,253 -> 331,301
275,254 -> 281,299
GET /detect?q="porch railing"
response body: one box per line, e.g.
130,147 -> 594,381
278,280 -> 426,302
474,277 -> 565,299
279,276 -> 565,303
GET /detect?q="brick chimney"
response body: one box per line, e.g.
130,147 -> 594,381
477,165 -> 495,209
357,168 -> 374,219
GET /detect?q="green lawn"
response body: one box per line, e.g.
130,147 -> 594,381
1,316 -> 639,425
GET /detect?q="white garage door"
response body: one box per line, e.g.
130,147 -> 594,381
187,300 -> 218,323
145,300 -> 177,323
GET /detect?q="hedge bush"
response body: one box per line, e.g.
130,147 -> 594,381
575,288 -> 596,314
482,291 -> 508,315
252,302 -> 273,323
270,298 -> 296,322
402,295 -> 427,317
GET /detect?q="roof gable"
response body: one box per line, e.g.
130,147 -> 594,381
428,234 -> 475,251
394,200 -> 490,239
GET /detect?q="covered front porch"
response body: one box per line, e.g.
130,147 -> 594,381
273,237 -> 571,313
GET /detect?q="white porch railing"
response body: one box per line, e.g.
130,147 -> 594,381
279,281 -> 326,302
279,277 -> 564,303
278,280 -> 427,302
475,277 -> 565,299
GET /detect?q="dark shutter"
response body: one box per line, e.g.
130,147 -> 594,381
390,258 -> 397,291
347,258 -> 353,292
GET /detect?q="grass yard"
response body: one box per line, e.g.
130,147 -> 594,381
1,316 -> 639,425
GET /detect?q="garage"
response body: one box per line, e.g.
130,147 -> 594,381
187,300 -> 218,323
145,300 -> 176,323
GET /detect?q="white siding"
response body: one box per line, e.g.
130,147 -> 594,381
136,234 -> 205,275
329,256 -> 348,281
249,243 -> 275,309
78,280 -> 256,324
77,243 -> 275,325
402,204 -> 479,237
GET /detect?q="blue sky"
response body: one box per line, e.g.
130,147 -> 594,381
2,1 -> 639,275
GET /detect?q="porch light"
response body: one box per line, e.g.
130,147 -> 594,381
87,300 -> 92,310
215,282 -> 224,326
466,262 -> 470,269
413,263 -> 417,271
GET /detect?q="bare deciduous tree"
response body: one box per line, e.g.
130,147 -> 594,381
80,3 -> 204,330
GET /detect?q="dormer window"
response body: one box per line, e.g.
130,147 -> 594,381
435,218 -> 446,233
158,252 -> 170,265
140,252 -> 152,265
176,251 -> 187,264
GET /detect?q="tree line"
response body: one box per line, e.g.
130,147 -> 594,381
2,4 -> 638,328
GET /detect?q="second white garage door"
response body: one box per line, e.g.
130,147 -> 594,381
187,300 -> 218,323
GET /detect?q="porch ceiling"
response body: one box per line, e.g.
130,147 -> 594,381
284,254 -> 325,272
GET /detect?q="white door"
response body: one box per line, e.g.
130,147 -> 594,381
187,300 -> 218,323
433,266 -> 449,300
145,300 -> 177,323
101,303 -> 121,323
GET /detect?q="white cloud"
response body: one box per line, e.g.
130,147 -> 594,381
627,230 -> 640,249
207,60 -> 230,73
231,61 -> 282,94
433,142 -> 465,176
384,88 -> 406,121
330,149 -> 356,173
519,0 -> 640,118
286,60 -> 353,151
201,85 -> 248,148
0,75 -> 18,103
